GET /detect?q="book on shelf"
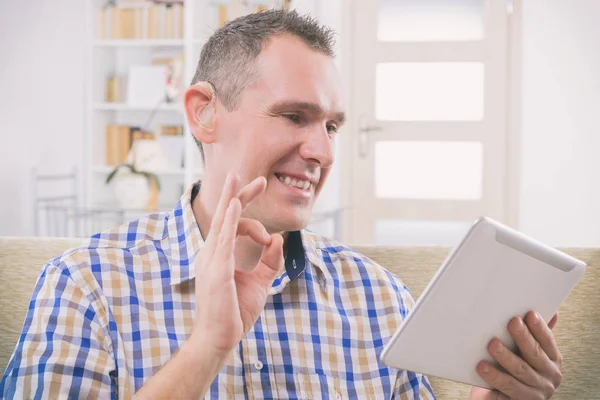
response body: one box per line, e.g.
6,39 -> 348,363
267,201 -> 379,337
106,124 -> 184,171
106,125 -> 153,166
165,6 -> 173,39
130,127 -> 155,144
160,125 -> 183,136
98,2 -> 184,40
105,75 -> 123,102
106,125 -> 132,166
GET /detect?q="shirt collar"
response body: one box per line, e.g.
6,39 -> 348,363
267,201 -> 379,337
166,183 -> 205,286
166,183 -> 329,287
301,229 -> 328,274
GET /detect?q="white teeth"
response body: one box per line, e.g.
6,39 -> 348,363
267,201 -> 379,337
277,174 -> 311,190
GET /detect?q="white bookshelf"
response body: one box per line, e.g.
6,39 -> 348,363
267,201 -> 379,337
93,165 -> 185,175
93,102 -> 183,111
93,39 -> 186,47
83,0 -> 294,212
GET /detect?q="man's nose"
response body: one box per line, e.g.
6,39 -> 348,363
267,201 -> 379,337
298,124 -> 335,168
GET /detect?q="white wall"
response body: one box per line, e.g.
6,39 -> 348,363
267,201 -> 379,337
0,0 -> 341,238
0,0 -> 85,236
519,0 -> 600,246
2,0 -> 599,246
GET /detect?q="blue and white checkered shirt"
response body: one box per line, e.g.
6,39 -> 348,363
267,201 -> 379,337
1,184 -> 436,399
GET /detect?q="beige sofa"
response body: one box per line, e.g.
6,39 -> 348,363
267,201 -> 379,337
0,237 -> 598,399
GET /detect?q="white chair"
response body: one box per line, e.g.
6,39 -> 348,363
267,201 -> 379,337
30,167 -> 126,237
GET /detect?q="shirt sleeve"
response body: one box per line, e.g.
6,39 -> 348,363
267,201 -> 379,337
0,261 -> 117,399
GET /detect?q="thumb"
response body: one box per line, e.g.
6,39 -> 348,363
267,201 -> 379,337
470,387 -> 500,400
548,312 -> 559,330
251,233 -> 284,287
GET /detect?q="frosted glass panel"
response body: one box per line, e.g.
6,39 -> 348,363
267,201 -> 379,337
376,63 -> 484,121
375,141 -> 482,199
378,0 -> 484,42
375,219 -> 473,245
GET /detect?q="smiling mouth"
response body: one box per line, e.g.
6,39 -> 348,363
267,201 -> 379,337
274,173 -> 312,191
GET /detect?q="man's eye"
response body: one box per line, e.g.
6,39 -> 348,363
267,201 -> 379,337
327,125 -> 338,135
283,114 -> 301,123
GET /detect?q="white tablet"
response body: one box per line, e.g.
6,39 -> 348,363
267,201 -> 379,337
380,217 -> 586,389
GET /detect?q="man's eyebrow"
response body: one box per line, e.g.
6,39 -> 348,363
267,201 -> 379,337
268,100 -> 346,125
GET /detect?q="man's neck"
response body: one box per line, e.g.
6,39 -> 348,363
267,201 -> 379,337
192,181 -> 288,273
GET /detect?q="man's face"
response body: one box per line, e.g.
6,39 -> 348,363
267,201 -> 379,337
209,34 -> 345,233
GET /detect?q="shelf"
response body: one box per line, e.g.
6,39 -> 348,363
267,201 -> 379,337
93,165 -> 204,177
93,39 -> 185,48
93,103 -> 183,112
94,165 -> 182,175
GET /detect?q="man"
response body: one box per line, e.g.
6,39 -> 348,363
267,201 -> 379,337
1,10 -> 563,399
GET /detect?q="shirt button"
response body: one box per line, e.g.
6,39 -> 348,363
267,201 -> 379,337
253,360 -> 263,370
335,391 -> 342,400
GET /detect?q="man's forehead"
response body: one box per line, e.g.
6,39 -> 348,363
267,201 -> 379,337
256,35 -> 342,85
246,35 -> 345,117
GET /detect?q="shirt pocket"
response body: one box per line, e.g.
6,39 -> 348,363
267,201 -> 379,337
293,372 -> 341,400
292,371 -> 383,400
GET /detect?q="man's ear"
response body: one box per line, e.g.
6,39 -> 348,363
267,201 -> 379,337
184,81 -> 218,145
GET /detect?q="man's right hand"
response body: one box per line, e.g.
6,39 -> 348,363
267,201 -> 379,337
135,172 -> 284,399
191,171 -> 284,357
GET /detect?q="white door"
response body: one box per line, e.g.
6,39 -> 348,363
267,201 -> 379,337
346,0 -> 510,245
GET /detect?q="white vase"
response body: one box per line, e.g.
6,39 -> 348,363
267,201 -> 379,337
112,173 -> 150,210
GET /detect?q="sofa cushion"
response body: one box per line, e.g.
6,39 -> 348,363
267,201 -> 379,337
0,238 -> 597,399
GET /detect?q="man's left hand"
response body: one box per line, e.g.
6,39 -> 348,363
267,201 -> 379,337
470,311 -> 562,400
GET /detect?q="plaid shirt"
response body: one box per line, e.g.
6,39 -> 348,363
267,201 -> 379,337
1,184 -> 436,399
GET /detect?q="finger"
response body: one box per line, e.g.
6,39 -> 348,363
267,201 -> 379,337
524,311 -> 563,365
477,361 -> 540,399
548,313 -> 559,330
205,172 -> 239,257
237,176 -> 267,211
250,233 -> 284,287
509,315 -> 562,385
487,338 -> 543,388
210,172 -> 239,235
213,198 -> 242,279
238,218 -> 271,247
469,387 -> 497,400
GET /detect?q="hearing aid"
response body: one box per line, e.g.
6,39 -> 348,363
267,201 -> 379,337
197,82 -> 217,129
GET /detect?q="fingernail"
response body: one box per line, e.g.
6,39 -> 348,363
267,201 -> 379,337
532,312 -> 541,324
482,363 -> 489,373
512,317 -> 525,333
494,340 -> 504,354
264,231 -> 271,241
